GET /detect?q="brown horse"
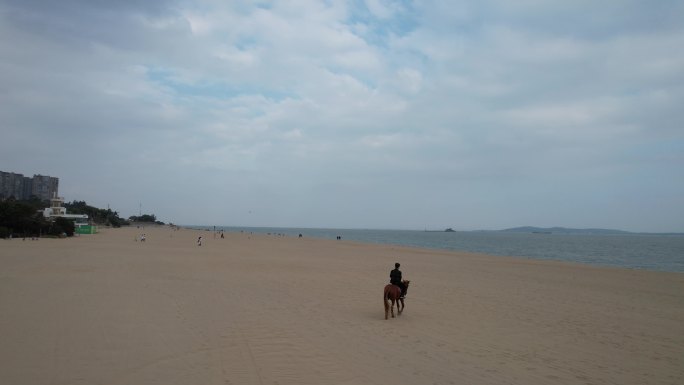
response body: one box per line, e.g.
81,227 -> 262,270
384,280 -> 410,320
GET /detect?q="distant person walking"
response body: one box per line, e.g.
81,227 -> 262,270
197,236 -> 202,246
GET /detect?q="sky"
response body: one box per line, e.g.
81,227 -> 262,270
1,0 -> 683,232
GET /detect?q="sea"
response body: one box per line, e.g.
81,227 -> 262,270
194,226 -> 684,273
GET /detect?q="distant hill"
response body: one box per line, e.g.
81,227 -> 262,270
500,226 -> 632,235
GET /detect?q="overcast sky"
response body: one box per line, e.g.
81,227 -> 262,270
1,1 -> 683,232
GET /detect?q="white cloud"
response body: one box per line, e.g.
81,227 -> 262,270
1,0 -> 683,231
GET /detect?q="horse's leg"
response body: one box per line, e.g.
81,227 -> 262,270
398,298 -> 404,315
384,293 -> 389,320
391,298 -> 396,318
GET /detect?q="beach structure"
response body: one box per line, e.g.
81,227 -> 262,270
42,194 -> 95,234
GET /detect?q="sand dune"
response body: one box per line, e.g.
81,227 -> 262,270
1,225 -> 683,384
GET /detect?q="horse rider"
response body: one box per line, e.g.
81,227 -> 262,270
390,262 -> 407,298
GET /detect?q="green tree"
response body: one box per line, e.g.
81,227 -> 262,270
129,214 -> 157,223
0,199 -> 46,238
64,201 -> 128,227
50,217 -> 75,237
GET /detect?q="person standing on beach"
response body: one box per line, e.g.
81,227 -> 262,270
390,262 -> 406,298
197,236 -> 202,246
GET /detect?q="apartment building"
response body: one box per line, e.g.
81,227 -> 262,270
0,170 -> 59,201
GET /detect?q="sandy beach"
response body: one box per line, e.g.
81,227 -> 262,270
1,226 -> 683,385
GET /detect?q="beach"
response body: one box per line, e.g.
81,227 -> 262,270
1,226 -> 683,385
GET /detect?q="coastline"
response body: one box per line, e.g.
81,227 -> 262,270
190,225 -> 684,273
1,225 -> 683,384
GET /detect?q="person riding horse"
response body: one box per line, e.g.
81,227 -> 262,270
390,262 -> 407,298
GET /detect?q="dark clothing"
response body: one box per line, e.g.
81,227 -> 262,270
390,268 -> 402,285
390,268 -> 406,297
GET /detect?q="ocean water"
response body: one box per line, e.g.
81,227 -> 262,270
199,226 -> 684,273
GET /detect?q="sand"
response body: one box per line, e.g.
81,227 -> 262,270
1,225 -> 683,385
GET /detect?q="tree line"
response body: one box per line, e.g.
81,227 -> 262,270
64,200 -> 129,227
0,197 -> 163,238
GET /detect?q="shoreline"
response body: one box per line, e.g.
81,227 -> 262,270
2,225 -> 683,384
183,224 -> 684,273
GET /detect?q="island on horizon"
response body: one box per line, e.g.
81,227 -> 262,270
497,226 -> 683,235
432,226 -> 682,235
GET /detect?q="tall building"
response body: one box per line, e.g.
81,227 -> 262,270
31,174 -> 59,201
0,170 -> 59,201
0,171 -> 25,200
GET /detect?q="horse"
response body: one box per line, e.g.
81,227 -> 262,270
384,280 -> 410,320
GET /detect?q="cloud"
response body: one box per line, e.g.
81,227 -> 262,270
1,0 -> 683,231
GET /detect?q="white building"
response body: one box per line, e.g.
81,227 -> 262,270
43,195 -> 88,224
